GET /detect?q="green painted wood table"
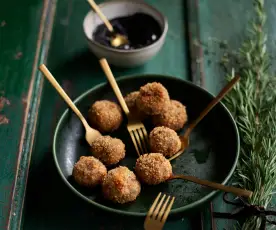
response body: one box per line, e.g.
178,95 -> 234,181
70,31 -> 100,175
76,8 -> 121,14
1,0 -> 276,229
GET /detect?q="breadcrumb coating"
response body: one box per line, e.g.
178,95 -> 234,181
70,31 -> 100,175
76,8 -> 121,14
124,91 -> 147,120
102,166 -> 141,204
88,100 -> 123,133
136,82 -> 170,115
152,100 -> 188,131
135,153 -> 172,185
149,126 -> 181,157
90,136 -> 125,166
72,156 -> 107,188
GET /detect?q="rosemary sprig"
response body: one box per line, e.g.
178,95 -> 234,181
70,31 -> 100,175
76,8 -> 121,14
222,0 -> 276,229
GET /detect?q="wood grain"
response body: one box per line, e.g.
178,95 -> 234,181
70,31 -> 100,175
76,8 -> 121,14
0,0 -> 50,228
3,1 -> 57,229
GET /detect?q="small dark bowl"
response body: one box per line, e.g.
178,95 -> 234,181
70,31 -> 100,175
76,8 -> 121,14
83,0 -> 168,67
53,74 -> 240,216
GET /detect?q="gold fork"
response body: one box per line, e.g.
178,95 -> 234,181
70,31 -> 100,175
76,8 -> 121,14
99,58 -> 149,156
144,193 -> 175,230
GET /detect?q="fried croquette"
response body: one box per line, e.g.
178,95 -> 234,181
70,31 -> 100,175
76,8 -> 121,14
152,100 -> 187,131
149,126 -> 181,157
72,156 -> 107,188
90,136 -> 125,166
102,166 -> 141,204
88,100 -> 123,133
136,82 -> 170,115
135,153 -> 172,185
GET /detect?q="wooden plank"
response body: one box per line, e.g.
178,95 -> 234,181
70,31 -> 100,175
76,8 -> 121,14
184,0 -> 213,229
7,1 -> 57,229
0,0 -> 50,229
186,0 -> 205,87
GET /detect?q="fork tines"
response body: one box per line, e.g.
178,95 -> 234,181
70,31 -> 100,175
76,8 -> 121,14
128,122 -> 149,156
145,192 -> 175,224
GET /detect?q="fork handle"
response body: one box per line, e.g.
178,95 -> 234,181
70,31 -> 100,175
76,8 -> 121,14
184,75 -> 240,137
87,0 -> 114,32
99,58 -> 130,116
39,64 -> 90,130
170,174 -> 253,198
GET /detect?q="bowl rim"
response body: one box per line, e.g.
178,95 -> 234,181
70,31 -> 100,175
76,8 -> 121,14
83,0 -> 169,54
53,74 -> 240,217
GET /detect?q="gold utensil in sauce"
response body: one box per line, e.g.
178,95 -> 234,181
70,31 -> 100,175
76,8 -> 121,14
87,0 -> 128,47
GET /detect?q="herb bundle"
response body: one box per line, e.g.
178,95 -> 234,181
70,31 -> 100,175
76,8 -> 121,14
222,0 -> 276,229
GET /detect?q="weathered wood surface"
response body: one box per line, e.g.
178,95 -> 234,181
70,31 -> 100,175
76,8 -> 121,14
0,1 -> 52,229
0,0 -> 276,229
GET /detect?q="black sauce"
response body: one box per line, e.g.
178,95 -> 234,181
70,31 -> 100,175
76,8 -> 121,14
93,13 -> 162,50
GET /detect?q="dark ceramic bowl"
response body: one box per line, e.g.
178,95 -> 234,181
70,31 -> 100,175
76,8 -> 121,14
83,0 -> 168,67
53,74 -> 239,216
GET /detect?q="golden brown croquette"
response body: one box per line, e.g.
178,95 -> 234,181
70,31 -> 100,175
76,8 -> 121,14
88,100 -> 123,133
135,153 -> 172,185
72,156 -> 107,188
124,91 -> 147,120
152,100 -> 188,131
102,166 -> 141,204
149,126 -> 181,157
90,136 -> 125,166
124,91 -> 139,111
136,82 -> 170,115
